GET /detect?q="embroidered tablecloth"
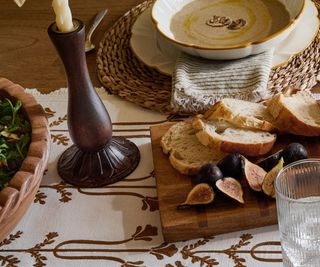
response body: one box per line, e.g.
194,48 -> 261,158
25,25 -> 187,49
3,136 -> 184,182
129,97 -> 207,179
0,88 -> 282,267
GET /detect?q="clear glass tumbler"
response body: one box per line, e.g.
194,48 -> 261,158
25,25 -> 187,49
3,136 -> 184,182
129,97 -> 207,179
275,159 -> 320,267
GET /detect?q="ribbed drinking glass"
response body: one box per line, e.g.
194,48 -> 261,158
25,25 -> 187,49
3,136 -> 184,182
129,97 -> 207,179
275,159 -> 320,267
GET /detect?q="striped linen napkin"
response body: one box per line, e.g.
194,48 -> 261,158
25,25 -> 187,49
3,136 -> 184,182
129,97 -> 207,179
171,51 -> 274,114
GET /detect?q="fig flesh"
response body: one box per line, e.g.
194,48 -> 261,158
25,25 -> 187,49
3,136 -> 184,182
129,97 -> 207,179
242,157 -> 267,192
193,163 -> 223,187
217,153 -> 243,179
280,143 -> 308,165
262,158 -> 284,198
178,183 -> 215,208
216,177 -> 244,204
257,150 -> 282,172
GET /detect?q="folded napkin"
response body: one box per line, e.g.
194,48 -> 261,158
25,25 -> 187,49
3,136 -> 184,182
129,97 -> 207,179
171,50 -> 274,114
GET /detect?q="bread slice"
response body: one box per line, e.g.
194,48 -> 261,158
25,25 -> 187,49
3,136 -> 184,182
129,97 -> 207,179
192,117 -> 276,156
160,122 -> 225,175
267,92 -> 320,136
203,98 -> 276,132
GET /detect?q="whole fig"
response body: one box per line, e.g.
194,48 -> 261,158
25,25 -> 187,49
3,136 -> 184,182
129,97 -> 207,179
280,143 -> 308,165
257,150 -> 282,172
193,163 -> 223,187
217,153 -> 243,179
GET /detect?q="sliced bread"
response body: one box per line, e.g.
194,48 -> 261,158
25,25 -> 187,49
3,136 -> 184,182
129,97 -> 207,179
192,117 -> 276,156
267,92 -> 320,136
203,98 -> 276,131
160,122 -> 225,175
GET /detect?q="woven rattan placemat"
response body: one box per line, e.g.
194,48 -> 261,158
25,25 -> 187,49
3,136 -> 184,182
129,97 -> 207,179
97,0 -> 320,114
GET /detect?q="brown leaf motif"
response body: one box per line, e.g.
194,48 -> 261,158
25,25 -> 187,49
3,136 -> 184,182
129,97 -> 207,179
131,225 -> 157,241
51,134 -> 69,146
181,238 -> 219,267
27,232 -> 59,267
150,243 -> 178,260
141,196 -> 158,211
224,234 -> 253,267
0,255 -> 20,267
44,107 -> 55,119
49,114 -> 67,127
0,231 -> 23,247
54,182 -> 72,203
34,190 -> 47,205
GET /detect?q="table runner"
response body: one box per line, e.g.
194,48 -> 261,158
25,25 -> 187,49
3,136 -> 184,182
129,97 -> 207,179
0,88 -> 283,267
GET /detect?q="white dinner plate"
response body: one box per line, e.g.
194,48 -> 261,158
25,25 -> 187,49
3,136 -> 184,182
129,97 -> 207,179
130,0 -> 319,76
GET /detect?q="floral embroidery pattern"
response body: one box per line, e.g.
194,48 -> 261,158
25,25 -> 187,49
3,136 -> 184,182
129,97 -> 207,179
49,114 -> 67,128
181,238 -> 219,266
51,134 -> 69,146
0,230 -> 282,266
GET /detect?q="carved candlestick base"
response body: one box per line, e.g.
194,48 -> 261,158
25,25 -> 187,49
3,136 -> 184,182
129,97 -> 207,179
48,19 -> 140,187
58,137 -> 140,187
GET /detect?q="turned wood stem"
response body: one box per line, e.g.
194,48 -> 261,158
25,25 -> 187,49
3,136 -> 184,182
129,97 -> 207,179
48,19 -> 112,152
48,19 -> 140,187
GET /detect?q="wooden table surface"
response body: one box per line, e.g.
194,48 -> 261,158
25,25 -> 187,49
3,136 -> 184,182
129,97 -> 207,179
0,0 -> 319,94
0,0 -> 143,93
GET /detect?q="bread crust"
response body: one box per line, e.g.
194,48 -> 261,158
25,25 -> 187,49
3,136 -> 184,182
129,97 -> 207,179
267,94 -> 320,136
196,128 -> 276,156
160,138 -> 171,155
193,117 -> 276,156
204,100 -> 276,132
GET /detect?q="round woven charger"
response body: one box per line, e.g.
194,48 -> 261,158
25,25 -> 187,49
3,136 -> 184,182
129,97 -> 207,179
97,0 -> 320,114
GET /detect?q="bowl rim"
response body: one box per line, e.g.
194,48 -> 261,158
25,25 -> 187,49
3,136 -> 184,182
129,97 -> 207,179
151,0 -> 306,51
0,78 -> 50,231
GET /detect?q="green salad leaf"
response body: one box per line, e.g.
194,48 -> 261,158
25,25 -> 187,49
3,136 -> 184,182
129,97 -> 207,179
0,98 -> 31,190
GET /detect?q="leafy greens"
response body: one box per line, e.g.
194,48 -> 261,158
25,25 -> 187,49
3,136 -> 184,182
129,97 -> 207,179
0,98 -> 31,190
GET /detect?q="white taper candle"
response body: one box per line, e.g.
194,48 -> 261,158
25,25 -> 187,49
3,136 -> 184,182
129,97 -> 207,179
52,0 -> 74,32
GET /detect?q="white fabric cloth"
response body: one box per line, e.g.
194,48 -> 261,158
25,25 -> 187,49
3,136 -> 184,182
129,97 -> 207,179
172,51 -> 274,114
0,88 -> 283,267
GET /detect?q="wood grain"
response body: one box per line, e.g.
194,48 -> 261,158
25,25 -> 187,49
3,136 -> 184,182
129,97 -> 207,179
151,123 -> 320,242
0,0 -> 319,94
0,0 -> 143,93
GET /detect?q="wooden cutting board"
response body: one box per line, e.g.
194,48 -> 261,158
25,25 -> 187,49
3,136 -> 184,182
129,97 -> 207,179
150,123 -> 320,242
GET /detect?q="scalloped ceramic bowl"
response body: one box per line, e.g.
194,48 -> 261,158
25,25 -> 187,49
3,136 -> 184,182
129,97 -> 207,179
152,0 -> 306,60
0,78 -> 50,242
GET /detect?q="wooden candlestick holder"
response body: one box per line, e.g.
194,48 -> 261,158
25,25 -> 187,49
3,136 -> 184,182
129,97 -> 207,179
48,19 -> 140,187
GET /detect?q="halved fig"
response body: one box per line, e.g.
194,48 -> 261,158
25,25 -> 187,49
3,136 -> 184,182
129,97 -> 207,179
178,183 -> 214,208
262,158 -> 284,198
216,177 -> 244,204
242,157 -> 267,192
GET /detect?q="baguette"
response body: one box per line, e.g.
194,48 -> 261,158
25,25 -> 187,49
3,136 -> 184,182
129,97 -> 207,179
203,98 -> 276,131
192,117 -> 276,156
160,122 -> 225,175
267,92 -> 320,136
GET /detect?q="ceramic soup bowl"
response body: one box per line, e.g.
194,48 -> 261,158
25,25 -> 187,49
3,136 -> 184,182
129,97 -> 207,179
152,0 -> 305,60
